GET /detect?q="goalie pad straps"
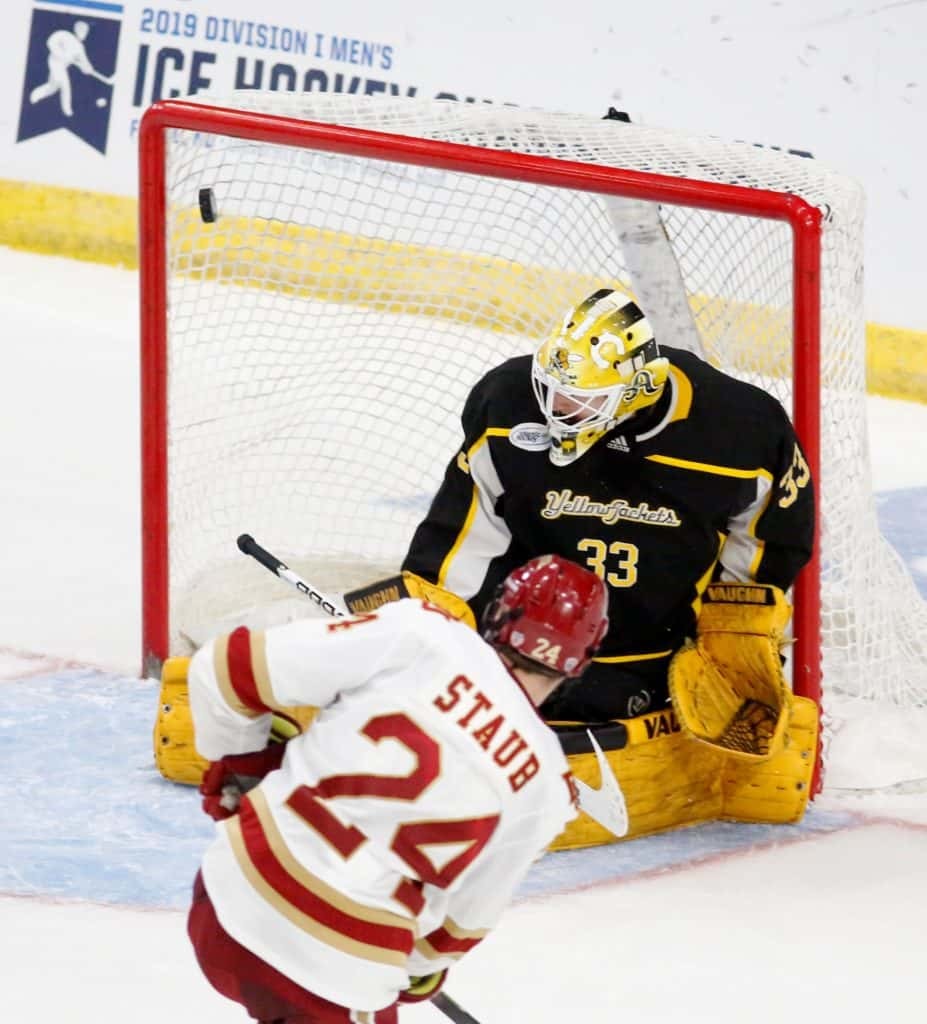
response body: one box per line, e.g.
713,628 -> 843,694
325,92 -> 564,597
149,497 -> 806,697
344,572 -> 476,629
668,582 -> 793,761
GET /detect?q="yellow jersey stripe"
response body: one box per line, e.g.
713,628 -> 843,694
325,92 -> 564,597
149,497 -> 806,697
593,649 -> 674,664
646,454 -> 774,481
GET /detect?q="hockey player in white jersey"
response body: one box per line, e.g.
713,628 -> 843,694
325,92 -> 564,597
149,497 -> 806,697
186,554 -> 608,1023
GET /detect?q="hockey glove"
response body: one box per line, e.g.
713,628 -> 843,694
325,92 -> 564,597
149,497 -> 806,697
199,744 -> 286,820
668,582 -> 793,761
398,970 -> 448,1004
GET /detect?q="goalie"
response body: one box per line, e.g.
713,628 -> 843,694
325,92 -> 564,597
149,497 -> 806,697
387,287 -> 819,845
154,286 -> 819,845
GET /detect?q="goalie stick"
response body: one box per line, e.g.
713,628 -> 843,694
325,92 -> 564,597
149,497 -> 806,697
237,534 -> 630,839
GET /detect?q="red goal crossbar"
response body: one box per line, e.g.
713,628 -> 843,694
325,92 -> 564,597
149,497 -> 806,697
138,99 -> 822,783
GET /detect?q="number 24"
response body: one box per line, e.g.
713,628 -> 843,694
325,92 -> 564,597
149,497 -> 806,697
286,713 -> 499,890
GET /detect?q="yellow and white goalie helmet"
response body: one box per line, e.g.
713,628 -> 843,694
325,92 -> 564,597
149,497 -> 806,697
531,288 -> 669,466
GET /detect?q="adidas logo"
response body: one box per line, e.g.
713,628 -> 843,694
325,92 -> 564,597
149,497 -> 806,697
607,435 -> 630,452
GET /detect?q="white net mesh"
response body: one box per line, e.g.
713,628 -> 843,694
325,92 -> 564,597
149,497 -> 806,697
150,93 -> 927,788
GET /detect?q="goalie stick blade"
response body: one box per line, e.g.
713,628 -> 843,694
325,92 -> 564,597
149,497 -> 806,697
573,730 -> 630,839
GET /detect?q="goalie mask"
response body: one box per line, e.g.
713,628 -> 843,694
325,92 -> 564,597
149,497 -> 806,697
482,555 -> 609,677
531,288 -> 669,466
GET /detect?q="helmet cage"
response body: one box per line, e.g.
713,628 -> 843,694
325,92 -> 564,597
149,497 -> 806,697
532,335 -> 655,423
532,336 -> 659,430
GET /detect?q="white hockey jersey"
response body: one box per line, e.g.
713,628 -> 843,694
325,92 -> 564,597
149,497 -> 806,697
188,598 -> 578,1012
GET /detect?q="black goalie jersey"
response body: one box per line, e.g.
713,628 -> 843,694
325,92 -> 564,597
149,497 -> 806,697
402,347 -> 815,721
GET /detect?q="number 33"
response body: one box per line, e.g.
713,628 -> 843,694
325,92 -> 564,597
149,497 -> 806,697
778,443 -> 811,509
577,538 -> 639,587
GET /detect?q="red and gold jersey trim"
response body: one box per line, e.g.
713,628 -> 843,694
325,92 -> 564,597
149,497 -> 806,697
226,788 -> 416,967
213,627 -> 277,716
415,916 -> 488,960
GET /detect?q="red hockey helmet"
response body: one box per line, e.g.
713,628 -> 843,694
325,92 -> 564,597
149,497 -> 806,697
482,555 -> 609,677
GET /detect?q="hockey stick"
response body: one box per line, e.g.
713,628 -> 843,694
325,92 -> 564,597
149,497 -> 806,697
236,534 -> 349,617
433,991 -> 483,1024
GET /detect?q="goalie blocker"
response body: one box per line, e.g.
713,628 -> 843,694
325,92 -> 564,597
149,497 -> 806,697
153,576 -> 818,847
342,572 -> 476,628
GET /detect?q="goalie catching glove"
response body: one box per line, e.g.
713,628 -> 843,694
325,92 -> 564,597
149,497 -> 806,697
344,571 -> 476,628
668,582 -> 793,761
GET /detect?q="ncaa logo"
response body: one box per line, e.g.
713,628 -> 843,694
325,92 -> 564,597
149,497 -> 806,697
17,1 -> 123,154
509,422 -> 551,452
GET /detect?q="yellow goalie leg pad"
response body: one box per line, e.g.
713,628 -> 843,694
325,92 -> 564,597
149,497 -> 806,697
153,657 -> 318,785
549,697 -> 819,850
550,709 -> 725,851
154,658 -> 208,785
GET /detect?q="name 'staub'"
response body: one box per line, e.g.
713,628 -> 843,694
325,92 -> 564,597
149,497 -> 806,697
433,674 -> 542,793
541,490 -> 682,527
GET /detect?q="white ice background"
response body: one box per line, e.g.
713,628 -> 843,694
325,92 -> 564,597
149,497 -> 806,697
1,248 -> 927,1022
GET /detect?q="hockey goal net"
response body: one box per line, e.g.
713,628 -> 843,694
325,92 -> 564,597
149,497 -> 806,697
139,93 -> 927,790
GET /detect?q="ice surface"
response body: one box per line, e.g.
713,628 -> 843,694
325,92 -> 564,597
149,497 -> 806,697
2,246 -> 926,1022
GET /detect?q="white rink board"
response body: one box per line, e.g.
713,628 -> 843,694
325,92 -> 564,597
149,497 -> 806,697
2,0 -> 926,325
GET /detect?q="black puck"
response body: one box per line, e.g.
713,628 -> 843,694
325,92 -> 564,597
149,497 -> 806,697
198,187 -> 218,223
